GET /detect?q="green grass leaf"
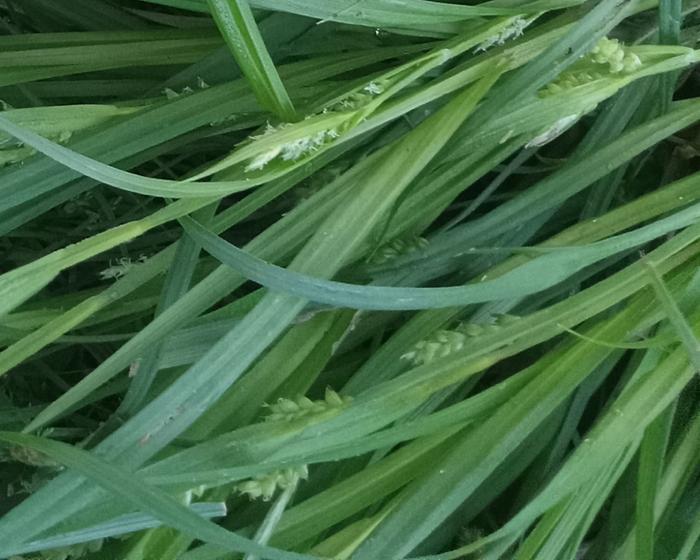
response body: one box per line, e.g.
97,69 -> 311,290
207,0 -> 295,120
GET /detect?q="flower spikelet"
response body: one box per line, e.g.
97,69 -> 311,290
265,388 -> 351,423
401,314 -> 521,366
475,17 -> 530,52
237,465 -> 309,501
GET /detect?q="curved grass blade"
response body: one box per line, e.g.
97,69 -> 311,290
0,115 -> 263,198
0,46 -> 425,215
180,190 -> 700,310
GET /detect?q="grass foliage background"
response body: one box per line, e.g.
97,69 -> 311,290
0,0 -> 699,559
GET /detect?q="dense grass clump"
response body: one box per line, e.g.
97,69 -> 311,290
0,1 -> 699,559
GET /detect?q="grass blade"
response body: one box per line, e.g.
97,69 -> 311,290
206,0 -> 296,120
